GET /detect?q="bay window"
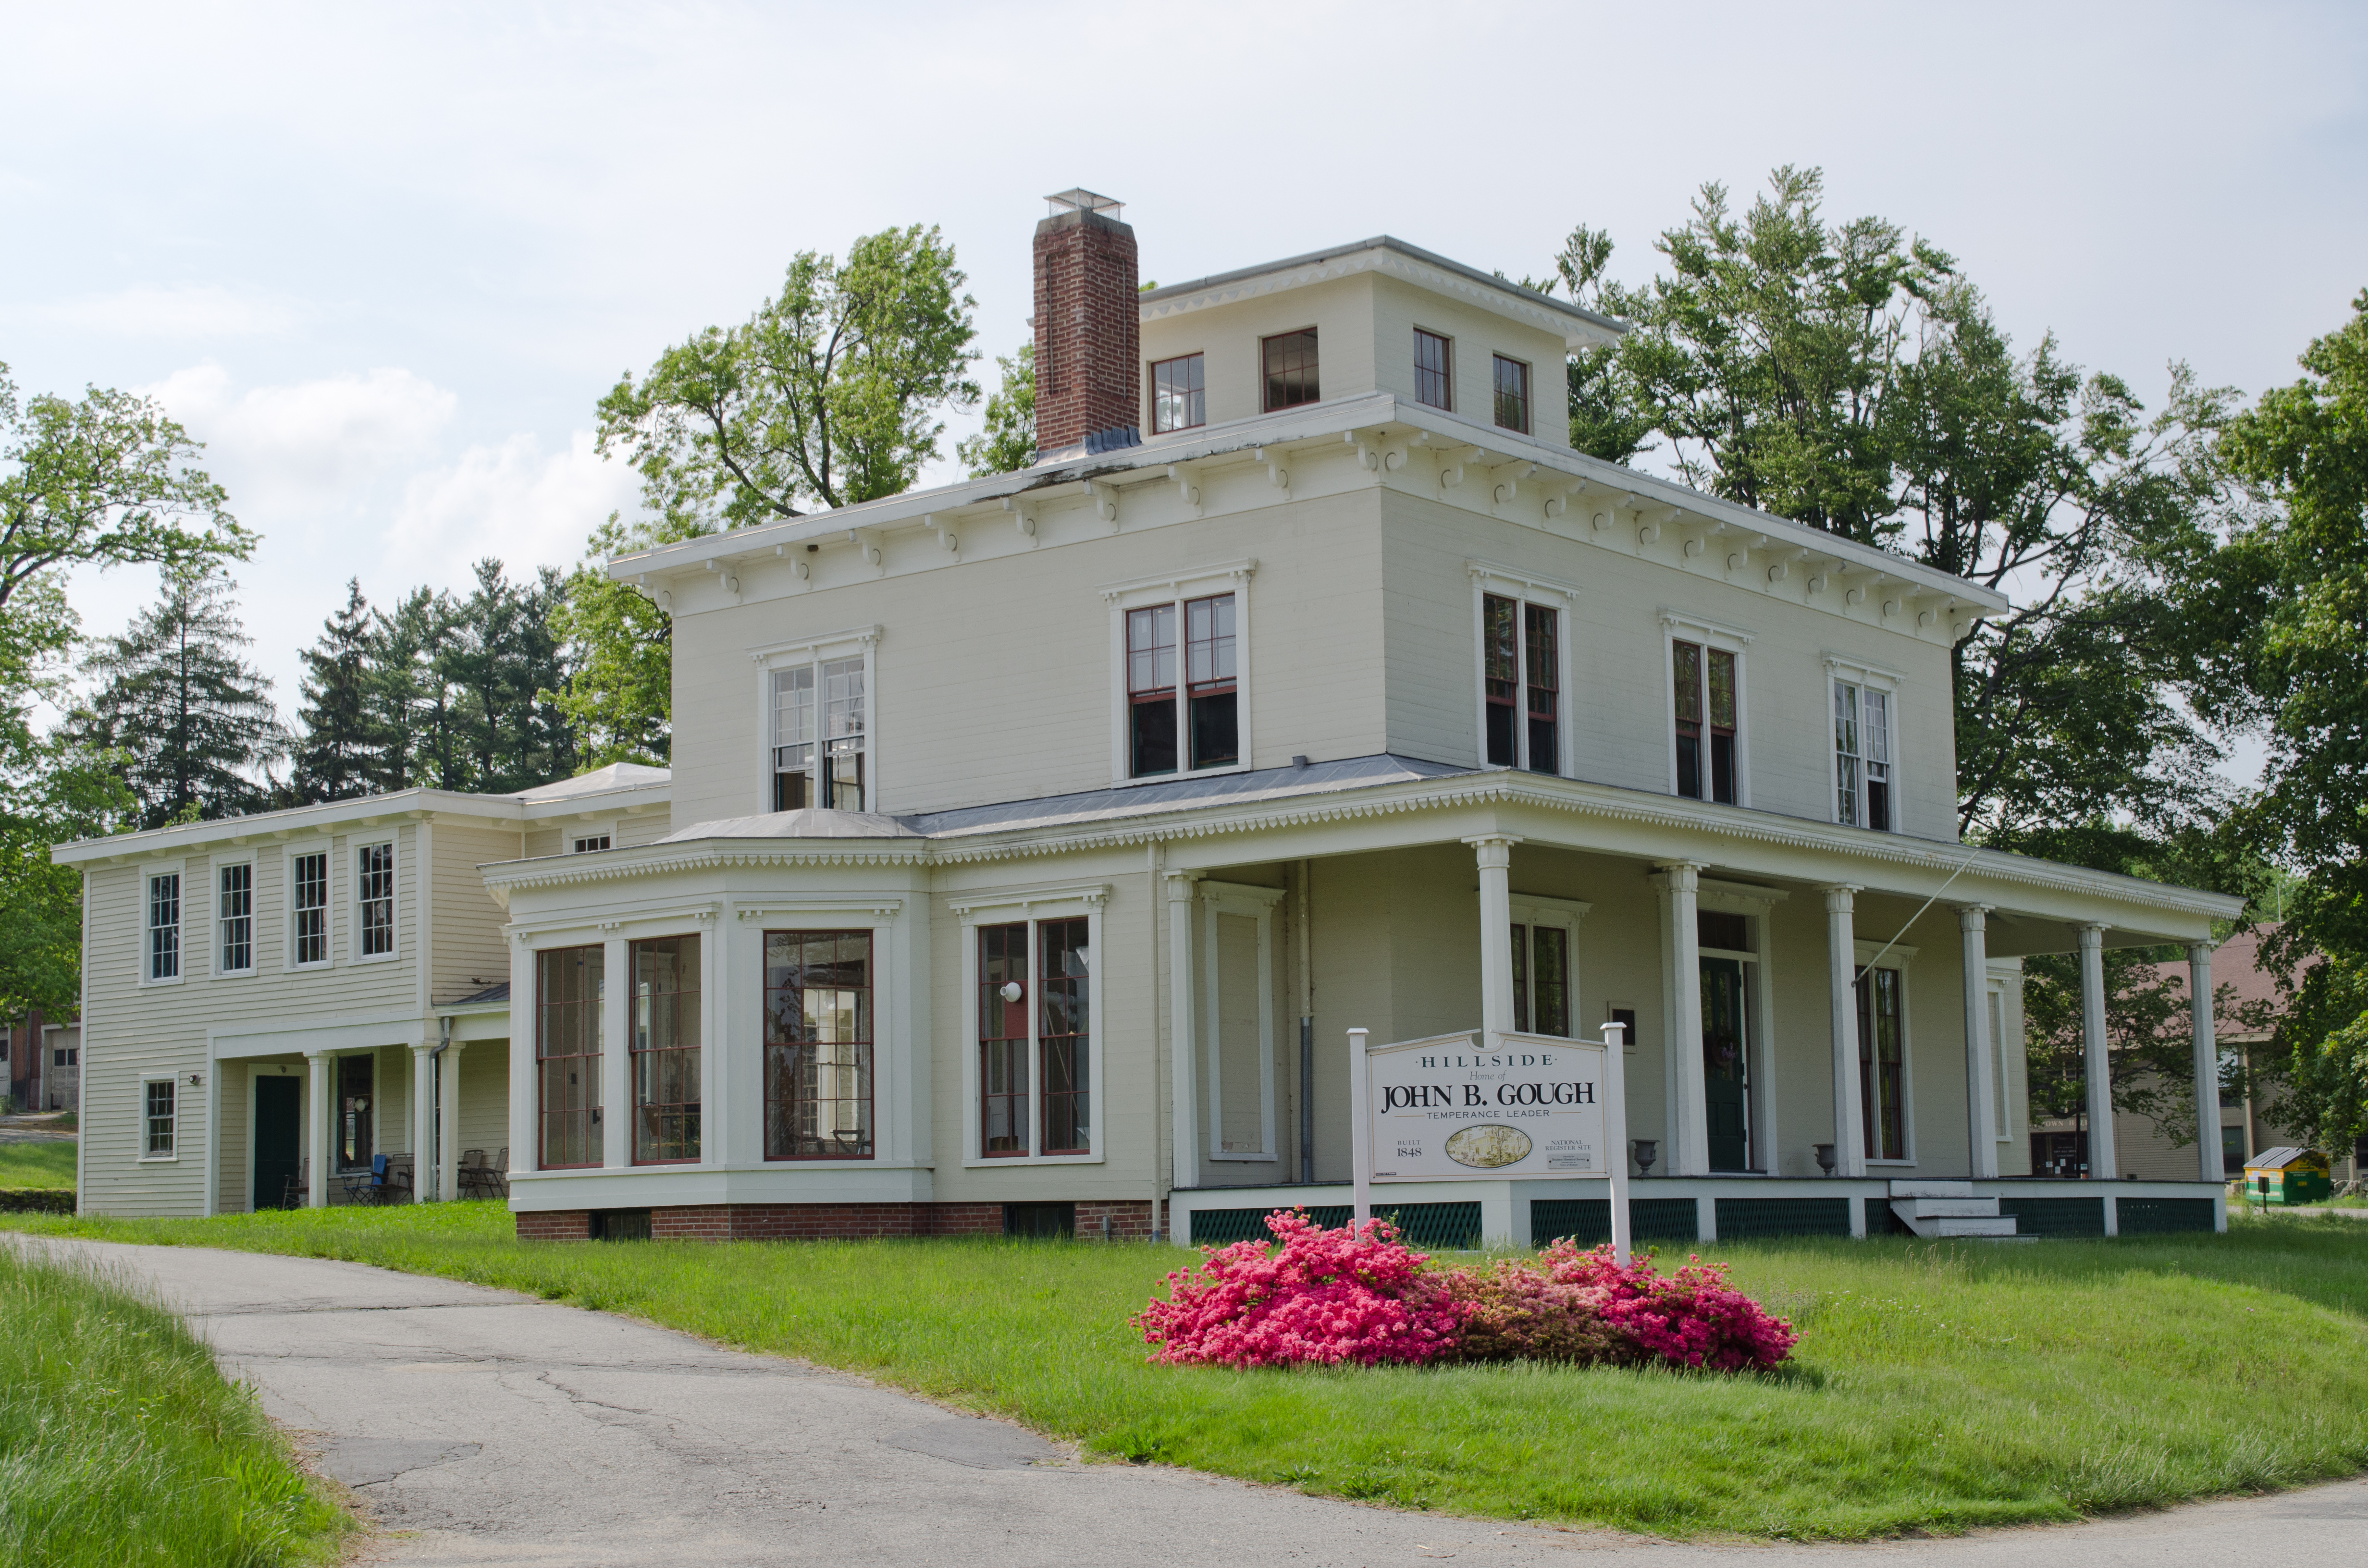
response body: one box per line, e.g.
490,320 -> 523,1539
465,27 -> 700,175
535,944 -> 604,1169
979,923 -> 1029,1156
631,935 -> 701,1164
764,930 -> 872,1159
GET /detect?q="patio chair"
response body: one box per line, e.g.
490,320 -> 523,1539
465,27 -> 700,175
281,1157 -> 308,1209
338,1154 -> 399,1205
458,1148 -> 493,1199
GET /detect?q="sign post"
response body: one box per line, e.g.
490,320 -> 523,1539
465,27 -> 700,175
1602,1020 -> 1630,1265
1347,1027 -> 1371,1227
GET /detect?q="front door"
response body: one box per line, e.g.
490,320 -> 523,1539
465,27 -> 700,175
1701,957 -> 1750,1172
253,1074 -> 301,1210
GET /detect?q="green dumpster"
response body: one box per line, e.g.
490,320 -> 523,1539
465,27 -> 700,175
2241,1146 -> 2331,1206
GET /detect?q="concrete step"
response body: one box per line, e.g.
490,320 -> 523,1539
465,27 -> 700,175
1894,1197 -> 2000,1219
1890,1199 -> 2019,1238
1889,1180 -> 1975,1198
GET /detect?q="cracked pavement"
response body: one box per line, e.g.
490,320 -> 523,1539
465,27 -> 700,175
16,1237 -> 2367,1567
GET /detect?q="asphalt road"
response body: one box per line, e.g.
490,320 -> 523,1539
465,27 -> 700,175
16,1237 -> 2367,1567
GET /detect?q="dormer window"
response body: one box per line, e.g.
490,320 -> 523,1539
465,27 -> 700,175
1262,329 -> 1319,412
1414,330 -> 1452,410
1492,355 -> 1531,434
1150,354 -> 1204,433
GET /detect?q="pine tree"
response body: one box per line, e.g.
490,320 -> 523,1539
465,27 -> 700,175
288,579 -> 384,803
69,564 -> 283,828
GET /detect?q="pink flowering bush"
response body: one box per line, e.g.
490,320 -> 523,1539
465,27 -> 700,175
1134,1209 -> 1468,1367
1137,1212 -> 1797,1373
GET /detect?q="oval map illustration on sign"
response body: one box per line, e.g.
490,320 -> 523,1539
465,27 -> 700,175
1444,1124 -> 1533,1169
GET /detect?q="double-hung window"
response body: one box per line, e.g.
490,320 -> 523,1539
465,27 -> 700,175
972,907 -> 1099,1160
217,863 -> 253,974
1833,676 -> 1895,831
535,944 -> 604,1169
1492,355 -> 1531,434
142,1078 -> 176,1158
357,842 -> 395,958
337,1053 -> 374,1171
1262,329 -> 1319,411
631,935 -> 701,1164
1414,329 -> 1452,409
1115,569 -> 1250,781
769,649 -> 869,812
291,850 -> 330,967
764,931 -> 873,1160
146,871 -> 181,981
1508,895 -> 1588,1039
1481,593 -> 1563,774
1150,353 -> 1204,433
1670,631 -> 1742,805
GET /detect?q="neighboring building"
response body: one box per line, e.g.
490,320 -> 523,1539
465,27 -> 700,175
3,1008 -> 77,1114
61,193 -> 2244,1243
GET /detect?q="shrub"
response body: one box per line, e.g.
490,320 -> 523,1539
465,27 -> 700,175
1135,1209 -> 1468,1367
1140,1213 -> 1797,1372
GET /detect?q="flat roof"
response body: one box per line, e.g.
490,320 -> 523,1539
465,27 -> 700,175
1139,235 -> 1627,338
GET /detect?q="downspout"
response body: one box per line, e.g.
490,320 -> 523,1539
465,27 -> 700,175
1297,858 -> 1313,1186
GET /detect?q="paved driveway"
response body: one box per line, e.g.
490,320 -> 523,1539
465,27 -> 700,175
17,1238 -> 2367,1567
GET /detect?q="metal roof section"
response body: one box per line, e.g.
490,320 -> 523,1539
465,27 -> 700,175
515,761 -> 671,801
1138,236 -> 1628,346
656,807 -> 925,843
441,981 -> 511,1007
605,390 -> 2011,622
904,753 -> 1470,839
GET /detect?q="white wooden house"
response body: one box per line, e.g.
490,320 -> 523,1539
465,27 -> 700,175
60,192 -> 2242,1244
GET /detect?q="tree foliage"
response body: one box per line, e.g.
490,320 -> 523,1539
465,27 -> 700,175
958,342 -> 1036,477
546,513 -> 692,767
0,364 -> 251,614
65,564 -> 283,829
596,225 -> 980,524
2190,290 -> 2368,1149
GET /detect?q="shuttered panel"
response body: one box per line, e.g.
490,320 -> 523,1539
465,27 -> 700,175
1215,912 -> 1263,1154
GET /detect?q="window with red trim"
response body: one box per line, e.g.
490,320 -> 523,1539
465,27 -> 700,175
535,944 -> 604,1169
1262,329 -> 1319,411
1672,638 -> 1738,804
979,922 -> 1028,1156
1482,592 -> 1560,774
764,930 -> 872,1159
630,935 -> 700,1164
1039,919 -> 1091,1154
1126,603 -> 1177,777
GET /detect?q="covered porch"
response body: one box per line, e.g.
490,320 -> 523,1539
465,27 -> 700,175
1159,780 -> 2243,1241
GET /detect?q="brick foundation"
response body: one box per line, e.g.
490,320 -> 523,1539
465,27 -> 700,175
515,1199 -> 1169,1243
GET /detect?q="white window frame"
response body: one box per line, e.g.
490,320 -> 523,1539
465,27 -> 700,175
1855,937 -> 1917,1166
1661,611 -> 1753,808
1102,561 -> 1256,787
1826,653 -> 1903,834
352,839 -> 398,964
141,865 -> 184,986
570,829 -> 614,854
213,855 -> 256,978
1469,562 -> 1578,778
749,625 -> 880,815
1506,893 -> 1591,1038
954,884 -> 1110,1167
286,840 -> 334,971
1201,880 -> 1285,1162
139,1072 -> 178,1161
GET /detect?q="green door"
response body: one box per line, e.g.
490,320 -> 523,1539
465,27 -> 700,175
1701,957 -> 1750,1172
253,1075 -> 301,1210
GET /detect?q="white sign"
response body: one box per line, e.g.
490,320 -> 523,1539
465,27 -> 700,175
1366,1031 -> 1609,1179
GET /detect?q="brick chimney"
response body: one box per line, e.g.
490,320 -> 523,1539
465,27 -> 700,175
1032,189 -> 1139,457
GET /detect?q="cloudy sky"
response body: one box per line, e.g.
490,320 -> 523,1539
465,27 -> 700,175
3,1 -> 2362,729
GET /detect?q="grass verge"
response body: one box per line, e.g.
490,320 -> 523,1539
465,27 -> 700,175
6,1204 -> 2366,1539
0,1141 -> 76,1189
0,1242 -> 348,1566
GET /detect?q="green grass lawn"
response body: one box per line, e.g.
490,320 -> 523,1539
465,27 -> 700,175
0,1243 -> 348,1566
6,1204 -> 2365,1540
0,1141 -> 77,1189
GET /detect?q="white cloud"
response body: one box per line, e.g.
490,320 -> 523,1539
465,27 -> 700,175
139,363 -> 457,513
387,429 -> 639,581
49,282 -> 304,339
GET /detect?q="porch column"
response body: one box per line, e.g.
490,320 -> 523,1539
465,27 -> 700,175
1165,872 -> 1201,1192
602,936 -> 630,1169
1655,861 -> 1708,1175
2190,943 -> 2222,1184
439,1041 -> 466,1203
1825,886 -> 1866,1178
410,1042 -> 437,1200
304,1050 -> 331,1208
1468,835 -> 1521,1049
1959,906 -> 1998,1179
2077,923 -> 2118,1180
